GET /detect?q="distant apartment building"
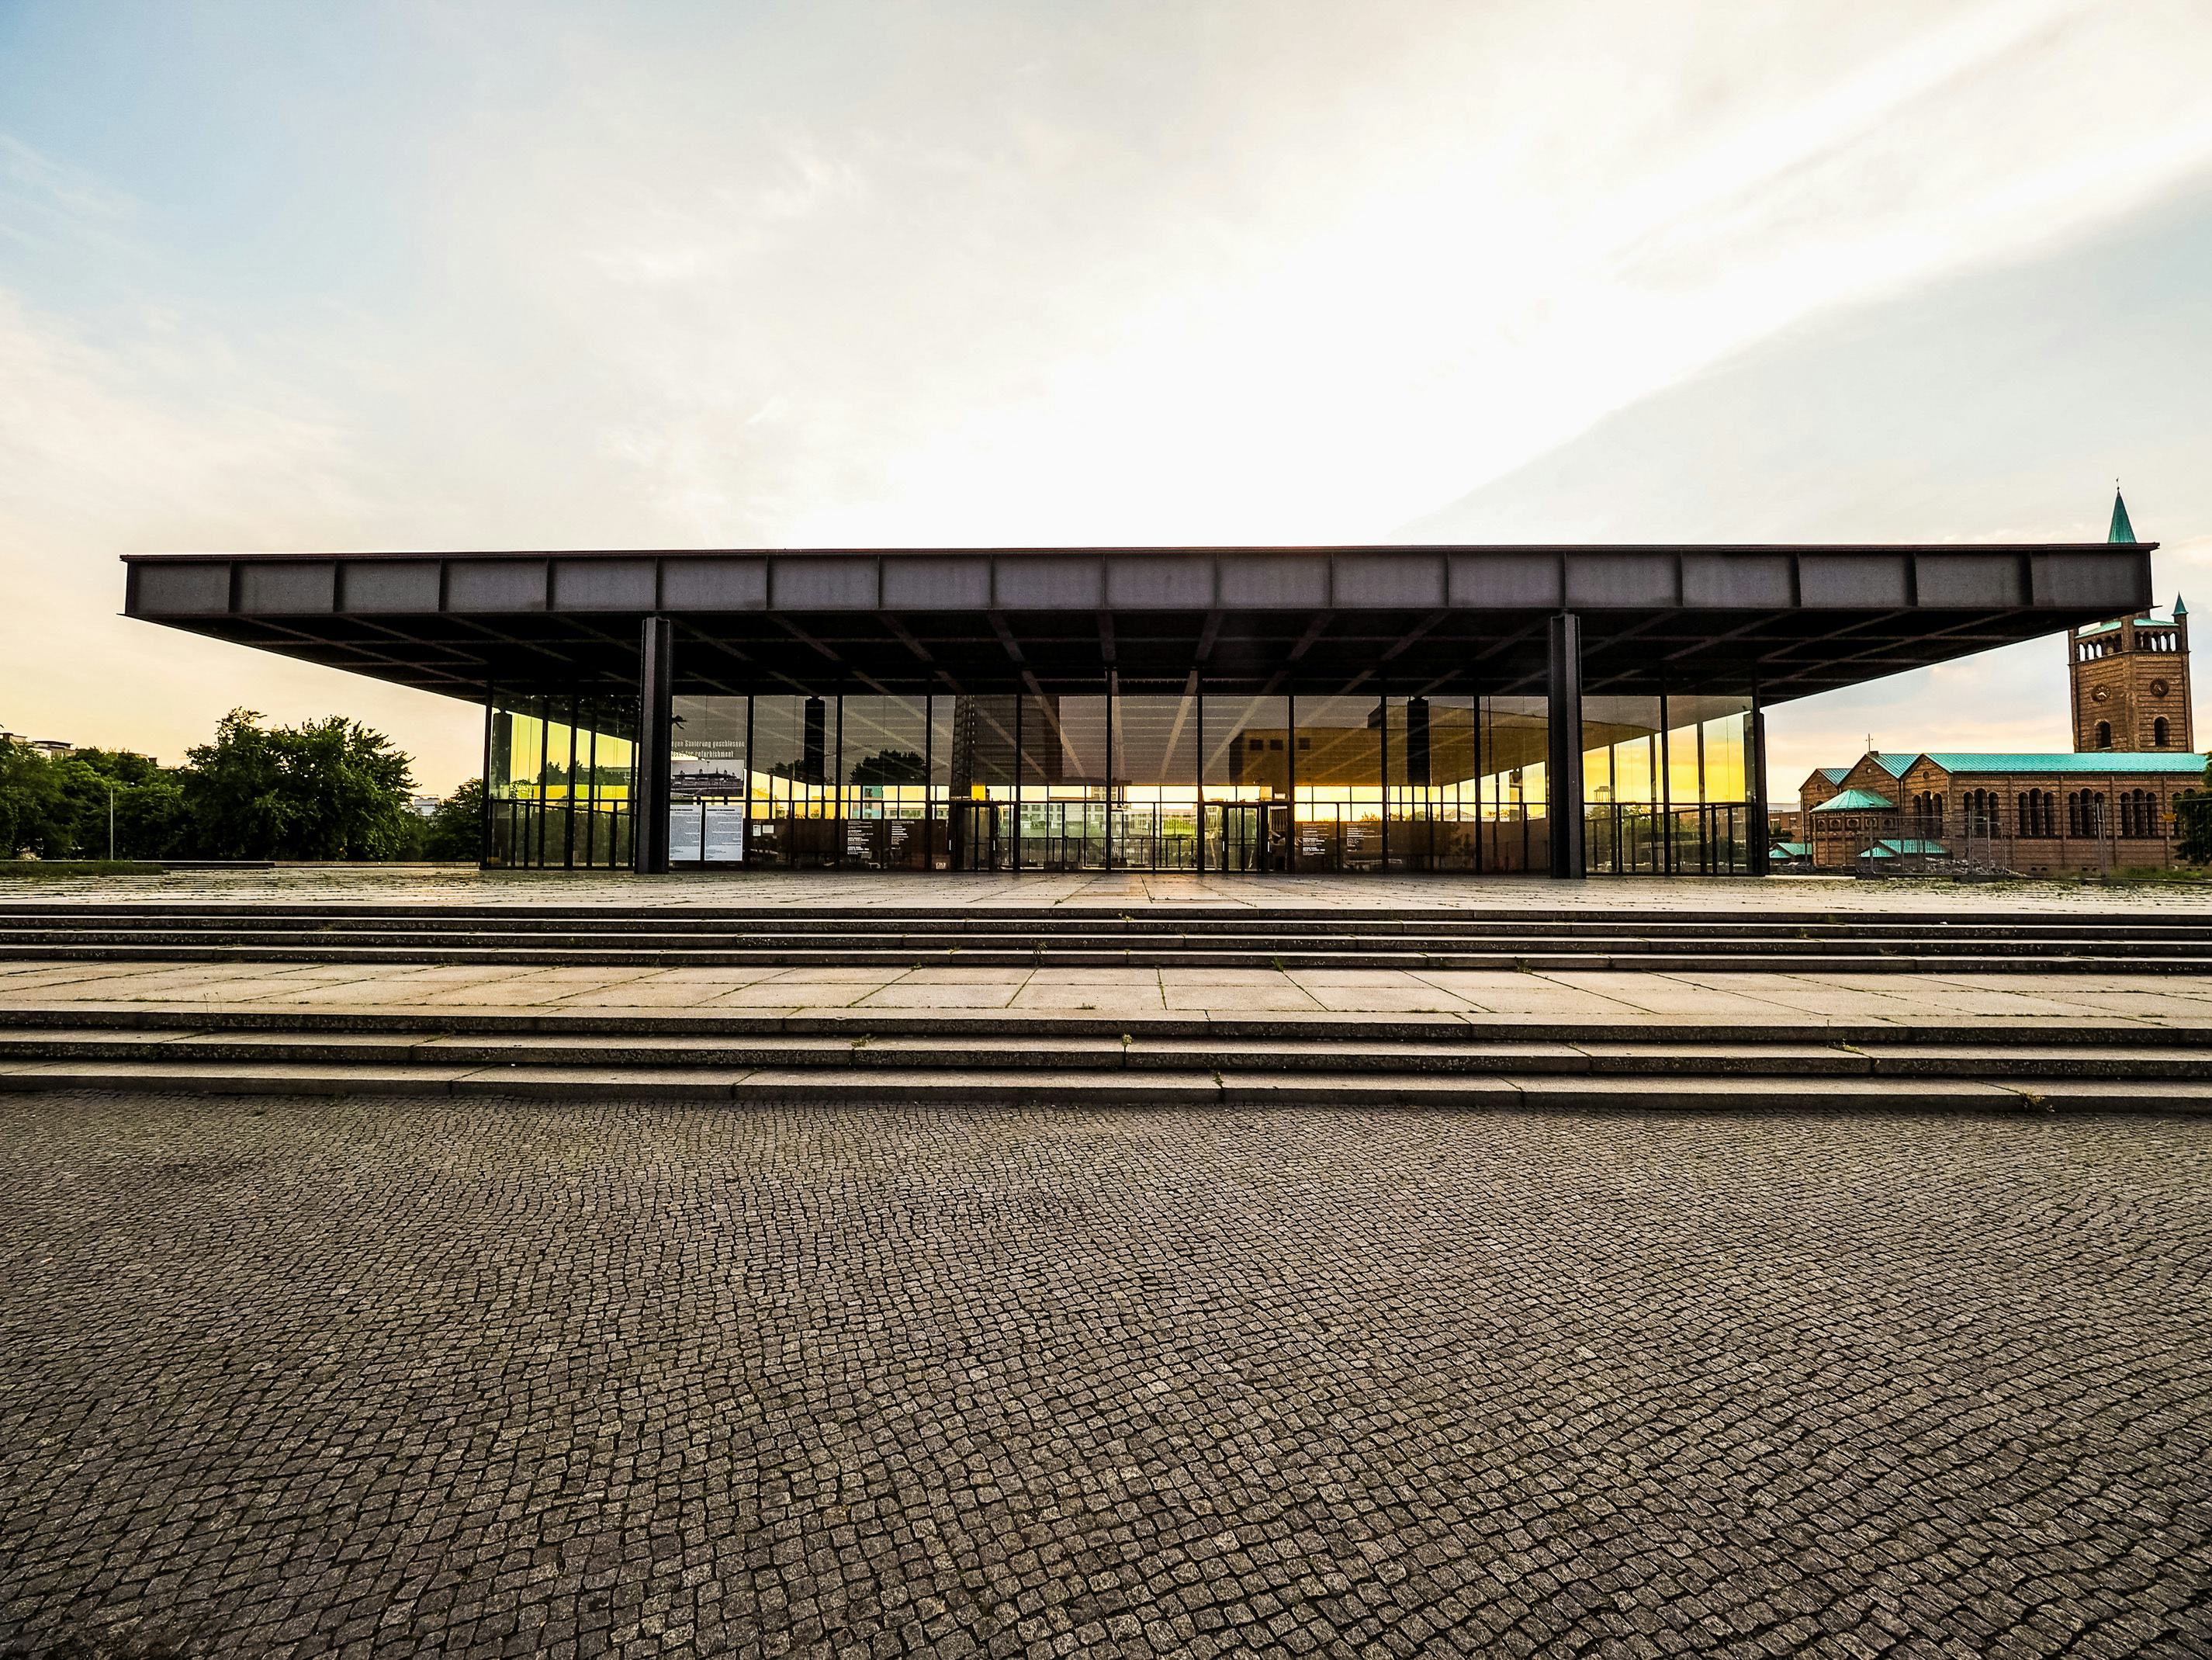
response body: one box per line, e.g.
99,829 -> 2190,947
0,726 -> 71,757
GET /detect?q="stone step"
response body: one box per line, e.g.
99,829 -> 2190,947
5,912 -> 2209,941
2,1056 -> 2205,1112
3,1027 -> 2208,1081
7,903 -> 2209,937
6,941 -> 2211,975
8,1003 -> 2211,1048
5,924 -> 2207,956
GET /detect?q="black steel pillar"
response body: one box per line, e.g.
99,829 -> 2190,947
1748,696 -> 1771,876
634,615 -> 674,875
1547,613 -> 1585,879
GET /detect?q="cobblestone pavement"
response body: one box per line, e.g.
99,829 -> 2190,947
3,1094 -> 2209,1658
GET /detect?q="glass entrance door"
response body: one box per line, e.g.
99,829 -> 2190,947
948,802 -> 1006,871
1203,802 -> 1269,872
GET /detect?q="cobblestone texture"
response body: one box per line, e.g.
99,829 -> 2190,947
2,1093 -> 2208,1658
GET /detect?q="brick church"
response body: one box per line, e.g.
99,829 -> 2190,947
1787,491 -> 2203,873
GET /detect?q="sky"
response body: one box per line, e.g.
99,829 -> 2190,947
4,0 -> 2211,796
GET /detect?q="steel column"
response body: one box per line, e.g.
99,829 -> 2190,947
1547,613 -> 1586,879
634,615 -> 674,875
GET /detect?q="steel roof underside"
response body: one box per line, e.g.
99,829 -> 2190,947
122,542 -> 2155,705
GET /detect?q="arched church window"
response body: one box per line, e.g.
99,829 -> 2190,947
2096,721 -> 2112,749
2155,716 -> 2170,747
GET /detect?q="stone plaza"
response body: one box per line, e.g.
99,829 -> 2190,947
3,1089 -> 2210,1658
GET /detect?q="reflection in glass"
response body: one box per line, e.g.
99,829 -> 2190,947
1295,695 -> 1383,873
1112,686 -> 1199,870
1202,694 -> 1289,872
1386,695 -> 1478,872
486,694 -> 637,870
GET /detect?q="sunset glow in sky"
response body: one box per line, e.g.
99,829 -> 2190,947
5,1 -> 2212,792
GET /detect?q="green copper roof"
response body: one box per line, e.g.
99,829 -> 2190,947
1866,753 -> 1913,778
2110,488 -> 2137,544
1812,787 -> 1895,812
1768,841 -> 1812,858
1919,752 -> 2206,775
1866,838 -> 1946,858
1816,766 -> 1850,785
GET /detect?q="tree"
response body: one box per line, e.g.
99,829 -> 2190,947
419,779 -> 487,861
2177,772 -> 2212,865
850,748 -> 926,786
181,710 -> 416,860
0,744 -> 70,858
48,749 -> 187,859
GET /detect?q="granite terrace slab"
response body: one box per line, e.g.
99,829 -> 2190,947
9,865 -> 2212,912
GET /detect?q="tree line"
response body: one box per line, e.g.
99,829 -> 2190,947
1,709 -> 485,863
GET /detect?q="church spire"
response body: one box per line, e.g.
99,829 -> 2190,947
2109,486 -> 2137,544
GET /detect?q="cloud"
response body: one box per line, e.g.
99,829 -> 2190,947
7,0 -> 2212,792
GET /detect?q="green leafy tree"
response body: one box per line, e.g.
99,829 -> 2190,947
47,749 -> 187,859
420,779 -> 487,861
0,745 -> 71,858
2177,771 -> 2212,865
181,710 -> 416,859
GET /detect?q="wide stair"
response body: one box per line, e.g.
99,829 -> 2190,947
5,901 -> 2212,973
1,1005 -> 2207,1113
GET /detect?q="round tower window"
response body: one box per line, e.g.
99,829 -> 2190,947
2151,678 -> 2170,698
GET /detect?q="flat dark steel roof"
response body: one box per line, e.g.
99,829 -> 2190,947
121,542 -> 2155,703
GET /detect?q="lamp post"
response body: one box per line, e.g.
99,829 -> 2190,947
106,782 -> 116,861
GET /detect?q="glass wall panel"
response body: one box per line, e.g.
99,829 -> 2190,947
1584,695 -> 1663,875
1201,694 -> 1289,872
1296,695 -> 1383,873
486,694 -> 635,871
670,695 -> 746,866
926,695 -> 958,870
1385,695 -> 1478,872
1476,696 -> 1547,873
1112,684 -> 1198,871
841,694 -> 932,870
749,693 -> 839,868
1661,694 -> 1751,874
947,695 -> 1020,871
1020,690 -> 1106,870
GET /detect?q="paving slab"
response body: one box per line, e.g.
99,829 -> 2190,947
12,957 -> 2212,1035
10,861 -> 2212,913
854,982 -> 1026,1008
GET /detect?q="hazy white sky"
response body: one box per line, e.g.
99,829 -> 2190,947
5,0 -> 2211,793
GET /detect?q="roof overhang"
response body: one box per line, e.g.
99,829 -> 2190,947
120,542 -> 2156,705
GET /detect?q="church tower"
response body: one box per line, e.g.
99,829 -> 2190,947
2069,488 -> 2192,751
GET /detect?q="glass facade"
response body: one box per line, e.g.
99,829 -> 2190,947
486,694 -> 637,869
481,683 -> 1756,874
